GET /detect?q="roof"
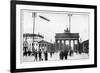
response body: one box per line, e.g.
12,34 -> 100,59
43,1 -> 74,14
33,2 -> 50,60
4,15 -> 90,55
55,33 -> 79,39
82,40 -> 89,44
39,40 -> 52,44
23,33 -> 44,38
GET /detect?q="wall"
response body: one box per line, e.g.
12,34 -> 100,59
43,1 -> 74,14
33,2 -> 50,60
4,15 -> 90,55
0,0 -> 99,73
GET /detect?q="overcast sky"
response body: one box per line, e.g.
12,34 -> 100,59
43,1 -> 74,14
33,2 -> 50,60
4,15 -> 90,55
22,11 -> 89,43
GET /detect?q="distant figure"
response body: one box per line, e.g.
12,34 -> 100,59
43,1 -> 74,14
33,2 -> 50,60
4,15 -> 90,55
60,51 -> 64,60
39,49 -> 42,61
23,45 -> 28,56
50,52 -> 53,57
64,51 -> 68,60
44,51 -> 48,61
69,50 -> 73,56
27,50 -> 31,56
23,46 -> 28,56
23,41 -> 28,56
27,44 -> 32,56
35,50 -> 38,61
60,49 -> 69,60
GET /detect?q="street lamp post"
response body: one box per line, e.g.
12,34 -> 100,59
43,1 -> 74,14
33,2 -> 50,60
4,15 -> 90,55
32,12 -> 37,51
68,14 -> 72,33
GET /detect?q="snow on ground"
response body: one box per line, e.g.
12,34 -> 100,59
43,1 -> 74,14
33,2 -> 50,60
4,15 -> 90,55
22,52 -> 89,62
68,53 -> 89,60
48,52 -> 60,61
48,52 -> 89,61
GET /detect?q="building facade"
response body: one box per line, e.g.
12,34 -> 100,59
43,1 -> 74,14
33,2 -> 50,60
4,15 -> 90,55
23,33 -> 44,56
39,40 -> 55,53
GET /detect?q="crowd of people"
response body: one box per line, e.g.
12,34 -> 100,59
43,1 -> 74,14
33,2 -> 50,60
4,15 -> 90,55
23,43 -> 74,61
23,48 -> 49,61
23,40 -> 80,61
34,49 -> 48,61
59,50 -> 74,60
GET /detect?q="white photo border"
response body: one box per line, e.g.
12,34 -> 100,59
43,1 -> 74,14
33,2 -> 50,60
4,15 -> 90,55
16,4 -> 94,69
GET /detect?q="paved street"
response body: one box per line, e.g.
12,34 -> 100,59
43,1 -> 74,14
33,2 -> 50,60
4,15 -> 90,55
48,52 -> 89,60
22,52 -> 89,62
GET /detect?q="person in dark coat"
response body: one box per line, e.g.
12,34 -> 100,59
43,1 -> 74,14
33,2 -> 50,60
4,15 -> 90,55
39,49 -> 42,61
35,50 -> 38,61
23,37 -> 29,56
44,51 -> 48,61
27,50 -> 31,56
60,48 -> 69,60
23,47 -> 28,56
69,50 -> 73,56
60,51 -> 64,60
50,52 -> 53,57
23,41 -> 28,56
64,51 -> 68,60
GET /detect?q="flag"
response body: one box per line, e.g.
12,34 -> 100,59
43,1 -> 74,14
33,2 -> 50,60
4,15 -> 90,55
39,15 -> 50,22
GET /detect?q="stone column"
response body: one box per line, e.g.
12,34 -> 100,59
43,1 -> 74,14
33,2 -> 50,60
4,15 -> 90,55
71,40 -> 73,51
55,40 -> 58,51
73,40 -> 75,52
64,40 -> 66,50
60,40 -> 62,50
77,39 -> 79,53
57,40 -> 60,50
62,40 -> 64,50
69,40 -> 71,50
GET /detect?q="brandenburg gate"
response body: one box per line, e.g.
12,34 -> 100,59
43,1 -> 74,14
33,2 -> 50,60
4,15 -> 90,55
55,28 -> 79,52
